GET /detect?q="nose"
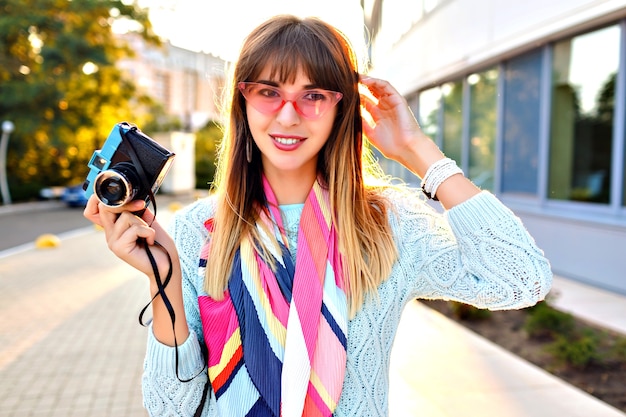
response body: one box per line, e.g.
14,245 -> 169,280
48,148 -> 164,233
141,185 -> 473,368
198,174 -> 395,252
275,99 -> 301,125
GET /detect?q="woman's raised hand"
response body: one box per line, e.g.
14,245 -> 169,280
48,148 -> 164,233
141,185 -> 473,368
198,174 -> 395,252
359,76 -> 429,167
359,75 -> 480,206
359,75 -> 449,180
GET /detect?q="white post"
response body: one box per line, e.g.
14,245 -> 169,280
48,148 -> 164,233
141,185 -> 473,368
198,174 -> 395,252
0,120 -> 15,205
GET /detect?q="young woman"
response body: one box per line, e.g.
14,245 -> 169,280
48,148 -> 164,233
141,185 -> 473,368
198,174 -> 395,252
85,14 -> 552,417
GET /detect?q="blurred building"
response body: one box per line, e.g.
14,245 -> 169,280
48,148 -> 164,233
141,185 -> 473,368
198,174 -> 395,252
113,35 -> 227,194
117,34 -> 226,131
364,0 -> 626,294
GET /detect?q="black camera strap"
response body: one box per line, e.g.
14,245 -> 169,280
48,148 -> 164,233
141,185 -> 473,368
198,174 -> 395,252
120,125 -> 158,218
118,126 -> 209,414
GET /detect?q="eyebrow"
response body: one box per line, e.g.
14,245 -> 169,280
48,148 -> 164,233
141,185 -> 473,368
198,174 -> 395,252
255,79 -> 321,90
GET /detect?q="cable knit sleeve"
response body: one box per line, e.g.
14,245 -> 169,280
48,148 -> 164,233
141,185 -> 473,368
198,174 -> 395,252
141,197 -> 217,416
390,190 -> 552,310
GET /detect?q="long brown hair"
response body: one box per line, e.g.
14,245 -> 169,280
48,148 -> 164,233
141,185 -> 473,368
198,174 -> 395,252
206,15 -> 397,315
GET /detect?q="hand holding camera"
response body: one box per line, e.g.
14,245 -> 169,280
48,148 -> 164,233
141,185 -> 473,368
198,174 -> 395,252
83,123 -> 192,360
82,122 -> 178,280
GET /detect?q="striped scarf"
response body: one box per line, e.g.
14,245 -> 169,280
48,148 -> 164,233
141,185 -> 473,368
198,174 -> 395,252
197,178 -> 348,416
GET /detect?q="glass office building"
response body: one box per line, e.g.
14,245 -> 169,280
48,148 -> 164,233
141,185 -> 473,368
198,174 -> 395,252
364,0 -> 626,294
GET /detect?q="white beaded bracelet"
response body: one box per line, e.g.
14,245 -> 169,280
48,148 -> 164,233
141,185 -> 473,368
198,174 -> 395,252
421,158 -> 464,201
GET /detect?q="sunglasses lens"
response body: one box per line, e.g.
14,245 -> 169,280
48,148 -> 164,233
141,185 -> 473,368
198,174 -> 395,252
296,92 -> 335,119
239,83 -> 342,119
240,83 -> 282,113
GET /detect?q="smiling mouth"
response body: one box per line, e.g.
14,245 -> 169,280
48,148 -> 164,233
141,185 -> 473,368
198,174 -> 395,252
275,137 -> 299,145
271,135 -> 305,145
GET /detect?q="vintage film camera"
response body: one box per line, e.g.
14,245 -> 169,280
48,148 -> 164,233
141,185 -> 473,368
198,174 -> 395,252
83,122 -> 175,207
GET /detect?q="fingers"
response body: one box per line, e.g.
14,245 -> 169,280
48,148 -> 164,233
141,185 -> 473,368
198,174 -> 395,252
359,75 -> 395,97
83,195 -> 102,226
139,205 -> 156,225
84,196 -> 155,248
359,75 -> 406,109
84,196 -> 173,279
84,196 -> 147,225
361,118 -> 375,142
107,213 -> 155,250
360,92 -> 379,120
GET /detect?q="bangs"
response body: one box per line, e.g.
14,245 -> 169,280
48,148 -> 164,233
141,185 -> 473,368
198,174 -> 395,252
243,20 -> 346,92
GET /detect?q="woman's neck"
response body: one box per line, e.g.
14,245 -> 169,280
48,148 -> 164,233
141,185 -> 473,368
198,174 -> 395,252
264,169 -> 315,205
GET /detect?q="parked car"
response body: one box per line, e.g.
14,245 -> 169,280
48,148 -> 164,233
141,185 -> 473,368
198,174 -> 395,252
39,186 -> 65,200
61,184 -> 89,207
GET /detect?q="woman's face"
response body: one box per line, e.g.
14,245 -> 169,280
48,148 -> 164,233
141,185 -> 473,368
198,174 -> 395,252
243,66 -> 338,183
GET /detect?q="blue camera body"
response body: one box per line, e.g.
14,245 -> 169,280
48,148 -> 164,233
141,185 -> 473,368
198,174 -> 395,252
83,124 -> 125,200
83,122 -> 175,207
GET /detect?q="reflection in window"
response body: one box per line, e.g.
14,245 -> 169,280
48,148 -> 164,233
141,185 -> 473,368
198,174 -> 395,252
502,49 -> 543,195
418,87 -> 441,141
469,68 -> 498,191
442,81 -> 463,166
549,25 -> 619,204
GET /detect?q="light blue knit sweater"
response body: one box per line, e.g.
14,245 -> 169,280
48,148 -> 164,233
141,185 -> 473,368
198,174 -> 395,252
141,190 -> 552,416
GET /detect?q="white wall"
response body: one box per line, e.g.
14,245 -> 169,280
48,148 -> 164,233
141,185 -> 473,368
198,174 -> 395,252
372,0 -> 626,94
518,212 -> 626,294
153,132 -> 196,194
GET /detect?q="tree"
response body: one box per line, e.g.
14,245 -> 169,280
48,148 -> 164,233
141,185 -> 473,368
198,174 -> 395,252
0,0 -> 161,201
194,120 -> 222,190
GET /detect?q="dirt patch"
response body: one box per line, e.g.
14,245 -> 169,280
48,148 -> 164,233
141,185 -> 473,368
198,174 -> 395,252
421,300 -> 626,413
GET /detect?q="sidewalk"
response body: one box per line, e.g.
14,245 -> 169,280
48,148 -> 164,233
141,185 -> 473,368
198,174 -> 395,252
0,198 -> 625,416
549,275 -> 626,336
390,300 -> 626,417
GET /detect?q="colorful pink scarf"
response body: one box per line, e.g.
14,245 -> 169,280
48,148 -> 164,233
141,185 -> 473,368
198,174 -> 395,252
197,178 -> 348,416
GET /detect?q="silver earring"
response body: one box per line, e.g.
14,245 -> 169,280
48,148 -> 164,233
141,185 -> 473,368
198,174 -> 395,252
246,138 -> 252,164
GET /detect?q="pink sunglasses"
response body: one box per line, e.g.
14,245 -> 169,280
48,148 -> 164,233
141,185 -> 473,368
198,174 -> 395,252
238,82 -> 343,120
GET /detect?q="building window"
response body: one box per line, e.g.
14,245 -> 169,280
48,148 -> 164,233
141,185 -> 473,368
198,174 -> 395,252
418,86 -> 441,142
154,71 -> 171,110
442,80 -> 463,166
548,25 -> 620,204
468,68 -> 498,191
501,49 -> 543,196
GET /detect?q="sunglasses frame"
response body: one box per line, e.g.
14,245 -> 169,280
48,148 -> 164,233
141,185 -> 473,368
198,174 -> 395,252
238,82 -> 343,120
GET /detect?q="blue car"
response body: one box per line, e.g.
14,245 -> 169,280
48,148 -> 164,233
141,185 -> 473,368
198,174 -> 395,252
61,184 -> 89,207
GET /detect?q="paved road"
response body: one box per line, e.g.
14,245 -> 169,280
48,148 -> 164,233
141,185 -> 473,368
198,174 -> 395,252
0,196 -> 195,417
0,193 -> 195,253
0,201 -> 92,252
0,221 -> 149,417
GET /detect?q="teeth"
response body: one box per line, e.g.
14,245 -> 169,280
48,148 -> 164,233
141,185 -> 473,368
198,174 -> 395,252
274,137 -> 300,145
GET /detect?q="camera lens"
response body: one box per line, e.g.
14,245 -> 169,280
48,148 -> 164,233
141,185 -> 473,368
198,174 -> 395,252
100,177 -> 126,204
94,162 -> 140,207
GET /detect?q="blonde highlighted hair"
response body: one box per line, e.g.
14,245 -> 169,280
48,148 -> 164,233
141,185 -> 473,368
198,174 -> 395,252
206,15 -> 397,316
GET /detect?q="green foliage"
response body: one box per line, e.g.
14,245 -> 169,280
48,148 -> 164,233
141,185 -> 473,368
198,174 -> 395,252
523,301 -> 576,339
449,301 -> 491,321
141,103 -> 183,133
526,301 -> 607,368
0,0 -> 161,201
547,330 -> 600,368
610,336 -> 626,362
194,120 -> 222,190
